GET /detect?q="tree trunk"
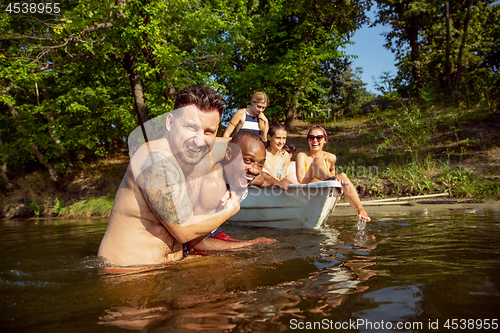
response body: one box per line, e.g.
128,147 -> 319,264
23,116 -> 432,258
109,51 -> 151,141
123,50 -> 150,127
407,12 -> 422,89
444,1 -> 454,96
285,85 -> 304,131
454,0 -> 474,96
0,136 -> 14,189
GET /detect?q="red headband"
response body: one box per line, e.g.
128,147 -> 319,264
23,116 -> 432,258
307,125 -> 327,142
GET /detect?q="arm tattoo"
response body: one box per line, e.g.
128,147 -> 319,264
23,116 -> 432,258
136,151 -> 192,225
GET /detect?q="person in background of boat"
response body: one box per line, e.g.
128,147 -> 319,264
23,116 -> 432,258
283,143 -> 298,184
296,125 -> 370,222
223,92 -> 269,143
262,122 -> 298,185
97,86 -> 272,268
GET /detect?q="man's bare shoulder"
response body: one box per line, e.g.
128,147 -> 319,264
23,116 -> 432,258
133,138 -> 170,159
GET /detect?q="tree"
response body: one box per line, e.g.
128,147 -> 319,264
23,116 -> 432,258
329,62 -> 373,117
374,0 -> 498,101
0,0 -> 236,182
0,0 -> 372,185
214,0 -> 371,130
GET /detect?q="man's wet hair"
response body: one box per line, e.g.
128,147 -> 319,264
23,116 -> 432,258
174,85 -> 226,117
229,130 -> 262,145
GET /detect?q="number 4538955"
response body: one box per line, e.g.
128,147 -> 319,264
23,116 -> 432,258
6,3 -> 60,14
444,319 -> 498,330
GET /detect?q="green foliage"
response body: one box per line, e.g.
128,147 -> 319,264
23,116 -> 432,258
1,0 -> 372,182
58,196 -> 114,218
369,102 -> 436,158
52,197 -> 67,216
374,0 -> 500,103
215,0 -> 371,125
373,70 -> 401,100
330,64 -> 374,118
382,155 -> 439,196
437,164 -> 476,198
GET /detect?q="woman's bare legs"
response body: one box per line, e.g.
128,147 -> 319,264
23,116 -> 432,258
300,157 -> 332,184
336,173 -> 370,222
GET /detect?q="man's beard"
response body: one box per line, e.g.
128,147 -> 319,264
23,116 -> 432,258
175,143 -> 209,166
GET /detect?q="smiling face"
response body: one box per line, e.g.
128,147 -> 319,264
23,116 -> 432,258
307,128 -> 326,152
268,129 -> 287,151
166,105 -> 220,167
225,137 -> 266,190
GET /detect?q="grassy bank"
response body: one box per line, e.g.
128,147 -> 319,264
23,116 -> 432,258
0,158 -> 128,219
286,101 -> 500,200
1,102 -> 499,219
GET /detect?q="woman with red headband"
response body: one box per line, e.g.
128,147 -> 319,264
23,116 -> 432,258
296,125 -> 370,222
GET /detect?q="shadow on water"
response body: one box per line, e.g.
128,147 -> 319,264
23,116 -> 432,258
1,203 -> 500,332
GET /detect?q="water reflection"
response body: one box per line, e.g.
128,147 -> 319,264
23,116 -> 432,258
1,204 -> 499,332
96,222 -> 379,331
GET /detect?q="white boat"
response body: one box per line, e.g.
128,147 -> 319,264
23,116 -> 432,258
228,180 -> 343,229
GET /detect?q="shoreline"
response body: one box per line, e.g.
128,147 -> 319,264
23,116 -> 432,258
332,198 -> 500,216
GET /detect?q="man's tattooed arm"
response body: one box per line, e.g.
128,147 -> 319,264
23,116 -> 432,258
134,148 -> 240,243
136,151 -> 192,226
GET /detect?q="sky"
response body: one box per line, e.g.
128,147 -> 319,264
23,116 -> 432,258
344,9 -> 397,94
345,0 -> 500,94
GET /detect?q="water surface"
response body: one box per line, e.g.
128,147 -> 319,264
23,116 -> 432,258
1,203 -> 499,332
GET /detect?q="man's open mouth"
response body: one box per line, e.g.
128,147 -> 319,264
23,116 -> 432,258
185,144 -> 204,157
238,173 -> 255,188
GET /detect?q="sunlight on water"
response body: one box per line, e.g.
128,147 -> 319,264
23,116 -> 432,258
1,204 -> 499,332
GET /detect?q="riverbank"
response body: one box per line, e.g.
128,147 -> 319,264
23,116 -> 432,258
333,197 -> 500,219
1,102 -> 499,219
286,102 -> 500,200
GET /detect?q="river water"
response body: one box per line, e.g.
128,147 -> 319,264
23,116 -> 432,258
1,203 -> 499,332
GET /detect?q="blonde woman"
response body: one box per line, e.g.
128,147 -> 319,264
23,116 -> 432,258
296,125 -> 370,222
223,92 -> 269,143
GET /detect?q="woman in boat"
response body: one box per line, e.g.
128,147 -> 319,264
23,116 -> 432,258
283,144 -> 298,184
223,92 -> 269,143
296,125 -> 370,222
263,122 -> 298,184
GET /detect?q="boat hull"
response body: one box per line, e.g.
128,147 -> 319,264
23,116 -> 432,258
228,180 -> 342,229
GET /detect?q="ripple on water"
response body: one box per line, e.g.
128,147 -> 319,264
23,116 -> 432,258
1,210 -> 500,332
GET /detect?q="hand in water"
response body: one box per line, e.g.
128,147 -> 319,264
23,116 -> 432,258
357,209 -> 371,222
254,237 -> 276,244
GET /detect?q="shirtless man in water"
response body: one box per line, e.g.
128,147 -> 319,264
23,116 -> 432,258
98,86 -> 273,267
186,129 -> 287,251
